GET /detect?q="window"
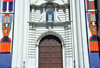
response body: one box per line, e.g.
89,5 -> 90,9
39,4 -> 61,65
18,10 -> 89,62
46,9 -> 54,22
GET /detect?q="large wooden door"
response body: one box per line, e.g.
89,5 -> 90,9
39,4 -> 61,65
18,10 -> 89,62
39,35 -> 63,68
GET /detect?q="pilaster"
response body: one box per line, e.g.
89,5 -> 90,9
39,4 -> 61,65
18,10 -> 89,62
71,0 -> 90,68
12,0 -> 25,67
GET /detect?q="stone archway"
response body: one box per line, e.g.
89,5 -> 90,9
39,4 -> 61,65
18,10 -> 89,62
39,35 -> 63,68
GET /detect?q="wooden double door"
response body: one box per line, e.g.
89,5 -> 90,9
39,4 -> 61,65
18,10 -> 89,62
39,35 -> 63,68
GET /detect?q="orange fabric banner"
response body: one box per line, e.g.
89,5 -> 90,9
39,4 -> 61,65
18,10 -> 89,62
0,42 -> 11,53
90,41 -> 99,51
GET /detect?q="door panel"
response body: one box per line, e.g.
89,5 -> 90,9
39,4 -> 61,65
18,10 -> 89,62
39,35 -> 63,68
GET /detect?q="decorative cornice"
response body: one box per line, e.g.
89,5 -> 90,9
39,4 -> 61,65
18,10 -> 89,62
30,1 -> 70,7
28,21 -> 72,24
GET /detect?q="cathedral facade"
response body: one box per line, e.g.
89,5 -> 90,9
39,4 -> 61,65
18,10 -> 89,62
0,0 -> 98,68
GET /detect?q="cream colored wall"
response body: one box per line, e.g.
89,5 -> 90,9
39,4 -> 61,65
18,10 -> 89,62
11,0 -> 90,68
30,7 -> 70,22
27,23 -> 73,68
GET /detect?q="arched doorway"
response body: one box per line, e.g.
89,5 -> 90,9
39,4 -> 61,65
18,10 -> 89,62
39,35 -> 63,68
